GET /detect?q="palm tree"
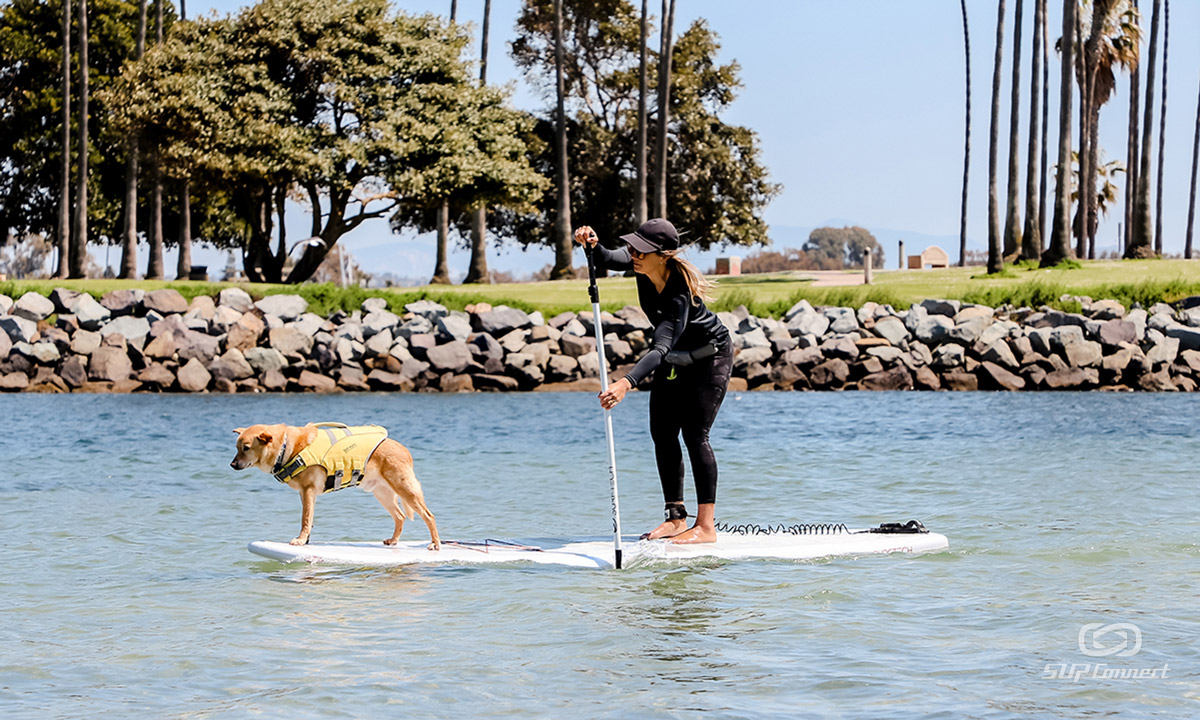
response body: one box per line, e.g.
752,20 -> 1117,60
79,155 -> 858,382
1021,0 -> 1045,260
1186,72 -> 1199,259
1123,0 -> 1142,254
986,0 -> 1006,274
1128,0 -> 1160,257
55,0 -> 71,279
146,0 -> 165,278
1153,0 -> 1168,255
70,0 -> 89,278
431,0 -> 457,285
958,0 -> 970,267
635,0 -> 649,225
119,0 -> 147,279
1038,2 -> 1049,245
1002,0 -> 1024,260
549,0 -> 573,279
464,0 -> 492,283
1074,8 -> 1088,259
1044,0 -> 1077,266
653,0 -> 676,219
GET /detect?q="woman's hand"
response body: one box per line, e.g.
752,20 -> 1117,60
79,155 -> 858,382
598,377 -> 631,410
574,225 -> 599,247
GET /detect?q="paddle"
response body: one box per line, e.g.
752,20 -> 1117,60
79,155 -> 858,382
583,243 -> 624,569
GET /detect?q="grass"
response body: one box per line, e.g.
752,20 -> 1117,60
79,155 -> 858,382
3,258 -> 1197,319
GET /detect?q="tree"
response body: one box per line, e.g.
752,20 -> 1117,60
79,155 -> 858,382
144,0 -> 166,279
118,0 -> 147,279
1038,1 -> 1049,244
1128,0 -> 1160,257
635,0 -> 648,224
958,0 -> 971,267
430,0 -> 459,286
1002,0 -> 1024,260
1186,72 -> 1199,259
70,0 -> 89,278
463,0 -> 493,284
57,0 -> 72,278
549,0 -> 573,279
653,0 -> 675,218
986,0 -> 1006,274
1124,0 -> 1141,253
1043,0 -> 1076,266
1153,0 -> 1168,255
1020,0 -> 1044,261
803,226 -> 883,269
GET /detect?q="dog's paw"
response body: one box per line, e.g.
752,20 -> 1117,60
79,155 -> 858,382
427,542 -> 440,551
383,538 -> 398,546
289,537 -> 308,546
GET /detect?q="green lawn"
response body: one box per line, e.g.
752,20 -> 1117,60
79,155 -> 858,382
3,258 -> 1198,319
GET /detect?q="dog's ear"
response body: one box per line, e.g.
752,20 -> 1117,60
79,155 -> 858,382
233,427 -> 246,434
256,431 -> 273,444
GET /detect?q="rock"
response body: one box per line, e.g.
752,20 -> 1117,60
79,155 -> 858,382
67,329 -> 100,356
396,315 -> 434,340
615,305 -> 653,331
872,316 -> 909,345
783,346 -> 824,368
241,347 -> 285,375
143,289 -> 188,315
211,287 -> 250,312
819,335 -> 859,361
734,346 -> 773,370
1180,307 -> 1200,328
208,349 -> 255,381
406,333 -> 436,360
1165,325 -> 1200,352
560,333 -> 596,358
866,346 -> 904,363
1063,341 -> 1103,368
980,339 -> 1019,368
29,342 -> 61,364
226,312 -> 265,351
11,292 -> 55,322
1,315 -> 37,344
949,316 -> 991,345
60,355 -> 87,388
269,327 -> 314,358
953,305 -> 994,323
254,294 -> 308,322
0,329 -> 9,359
361,310 -> 400,338
405,299 -> 448,322
100,316 -> 151,350
436,314 -> 473,342
941,371 -> 978,391
1148,312 -> 1178,334
71,294 -> 110,331
1043,366 -> 1094,390
771,336 -> 800,354
439,374 -> 475,393
288,313 -> 326,338
100,289 -> 144,316
365,369 -> 414,391
1137,369 -> 1177,392
499,328 -> 529,353
978,361 -> 1026,391
809,358 -> 850,389
823,307 -> 858,334
561,318 -> 588,337
47,288 -> 85,314
577,351 -> 600,378
931,344 -> 965,369
1179,350 -> 1200,374
297,370 -> 338,392
1090,299 -> 1126,320
859,366 -> 913,391
920,298 -> 960,317
1097,319 -> 1138,347
137,362 -> 176,388
0,372 -> 30,391
474,306 -> 532,336
913,365 -> 941,390
546,354 -> 580,381
1027,327 -> 1054,356
473,374 -> 520,391
363,329 -> 393,359
1048,325 -> 1085,353
914,315 -> 954,345
426,341 -> 472,373
336,366 -> 370,391
786,304 -> 830,337
88,346 -> 132,382
738,327 -> 771,350
769,362 -> 808,390
333,337 -> 364,366
175,330 -> 221,365
142,331 -> 177,360
1145,336 -> 1180,367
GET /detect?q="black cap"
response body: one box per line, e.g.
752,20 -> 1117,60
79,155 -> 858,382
620,218 -> 680,254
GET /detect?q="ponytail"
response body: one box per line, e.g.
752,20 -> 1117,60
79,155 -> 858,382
664,252 -> 716,305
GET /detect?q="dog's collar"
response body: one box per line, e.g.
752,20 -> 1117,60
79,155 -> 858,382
271,437 -> 290,475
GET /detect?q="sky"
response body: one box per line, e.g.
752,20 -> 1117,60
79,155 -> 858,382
167,0 -> 1200,282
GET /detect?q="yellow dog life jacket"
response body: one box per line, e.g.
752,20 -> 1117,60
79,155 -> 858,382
272,423 -> 389,493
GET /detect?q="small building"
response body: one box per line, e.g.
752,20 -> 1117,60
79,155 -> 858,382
907,245 -> 949,270
714,256 -> 741,276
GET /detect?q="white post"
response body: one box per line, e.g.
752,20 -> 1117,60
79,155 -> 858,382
864,248 -> 873,285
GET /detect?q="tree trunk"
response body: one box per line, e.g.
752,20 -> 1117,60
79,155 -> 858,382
635,0 -> 649,225
1038,2 -> 1049,247
1021,0 -> 1044,260
464,0 -> 492,284
1128,0 -> 1160,257
549,0 -> 573,279
55,0 -> 71,279
1043,0 -> 1076,266
175,182 -> 191,279
118,0 -> 147,279
1185,72 -> 1199,259
1082,0 -> 1116,260
1153,0 -> 1168,255
1002,0 -> 1024,260
69,0 -> 89,279
1075,11 -> 1089,260
653,0 -> 676,219
146,160 -> 164,278
986,0 -> 1006,274
431,200 -> 451,284
958,0 -> 971,267
1124,1 -> 1141,254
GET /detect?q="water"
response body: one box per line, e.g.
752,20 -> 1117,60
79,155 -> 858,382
1,391 -> 1197,719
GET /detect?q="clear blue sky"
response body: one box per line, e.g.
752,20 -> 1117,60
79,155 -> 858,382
184,0 -> 1200,281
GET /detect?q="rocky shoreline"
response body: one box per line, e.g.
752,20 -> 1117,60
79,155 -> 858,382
2,287 -> 1200,394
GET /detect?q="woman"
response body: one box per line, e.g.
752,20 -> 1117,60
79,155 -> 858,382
574,218 -> 733,544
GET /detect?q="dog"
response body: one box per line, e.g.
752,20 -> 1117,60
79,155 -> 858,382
231,422 -> 440,550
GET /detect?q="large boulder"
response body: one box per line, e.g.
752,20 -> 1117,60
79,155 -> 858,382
362,310 -> 400,338
11,292 -> 55,322
931,344 -> 965,370
297,370 -> 338,393
823,307 -> 858,334
100,316 -> 152,350
208,349 -> 255,381
785,302 -> 830,337
88,346 -> 132,382
269,326 -> 314,358
142,331 -> 177,360
175,329 -> 221,364
73,294 -> 111,330
859,366 -> 913,391
405,299 -> 448,321
474,306 -> 532,336
0,372 -> 30,391
254,294 -> 308,322
137,362 -> 177,389
143,289 -> 188,315
1064,341 -> 1103,368
0,315 -> 37,344
560,333 -> 596,358
819,335 -> 859,361
1165,325 -> 1200,352
217,287 -> 254,312
809,358 -> 850,388
426,341 -> 472,373
59,355 -> 87,388
1097,318 -> 1138,347
872,316 -> 909,345
100,289 -> 144,316
920,298 -> 960,317
1145,336 -> 1181,367
437,313 -> 473,342
948,316 -> 991,345
978,361 -> 1026,391
979,339 -> 1019,368
226,312 -> 265,351
243,347 -> 287,375
176,358 -> 212,391
914,315 -> 954,345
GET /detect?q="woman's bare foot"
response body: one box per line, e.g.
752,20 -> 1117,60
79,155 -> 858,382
666,524 -> 717,544
640,518 -> 687,540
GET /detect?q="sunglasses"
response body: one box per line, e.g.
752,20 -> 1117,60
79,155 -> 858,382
629,248 -> 658,258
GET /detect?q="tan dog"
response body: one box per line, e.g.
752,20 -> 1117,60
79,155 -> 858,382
231,423 -> 440,550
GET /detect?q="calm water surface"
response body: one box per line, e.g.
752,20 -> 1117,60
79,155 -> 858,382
1,391 -> 1197,719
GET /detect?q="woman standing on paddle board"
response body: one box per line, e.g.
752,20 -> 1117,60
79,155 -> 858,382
575,219 -> 733,544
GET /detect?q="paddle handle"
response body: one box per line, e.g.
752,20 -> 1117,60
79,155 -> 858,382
584,245 -> 623,570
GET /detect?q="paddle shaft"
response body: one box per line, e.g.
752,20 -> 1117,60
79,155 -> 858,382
584,244 -> 623,569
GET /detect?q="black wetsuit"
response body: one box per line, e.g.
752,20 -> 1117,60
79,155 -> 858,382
593,246 -> 733,506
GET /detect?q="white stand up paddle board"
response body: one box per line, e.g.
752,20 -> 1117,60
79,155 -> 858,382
248,522 -> 949,569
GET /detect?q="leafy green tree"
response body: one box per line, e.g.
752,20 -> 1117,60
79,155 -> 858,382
803,226 -> 883,270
